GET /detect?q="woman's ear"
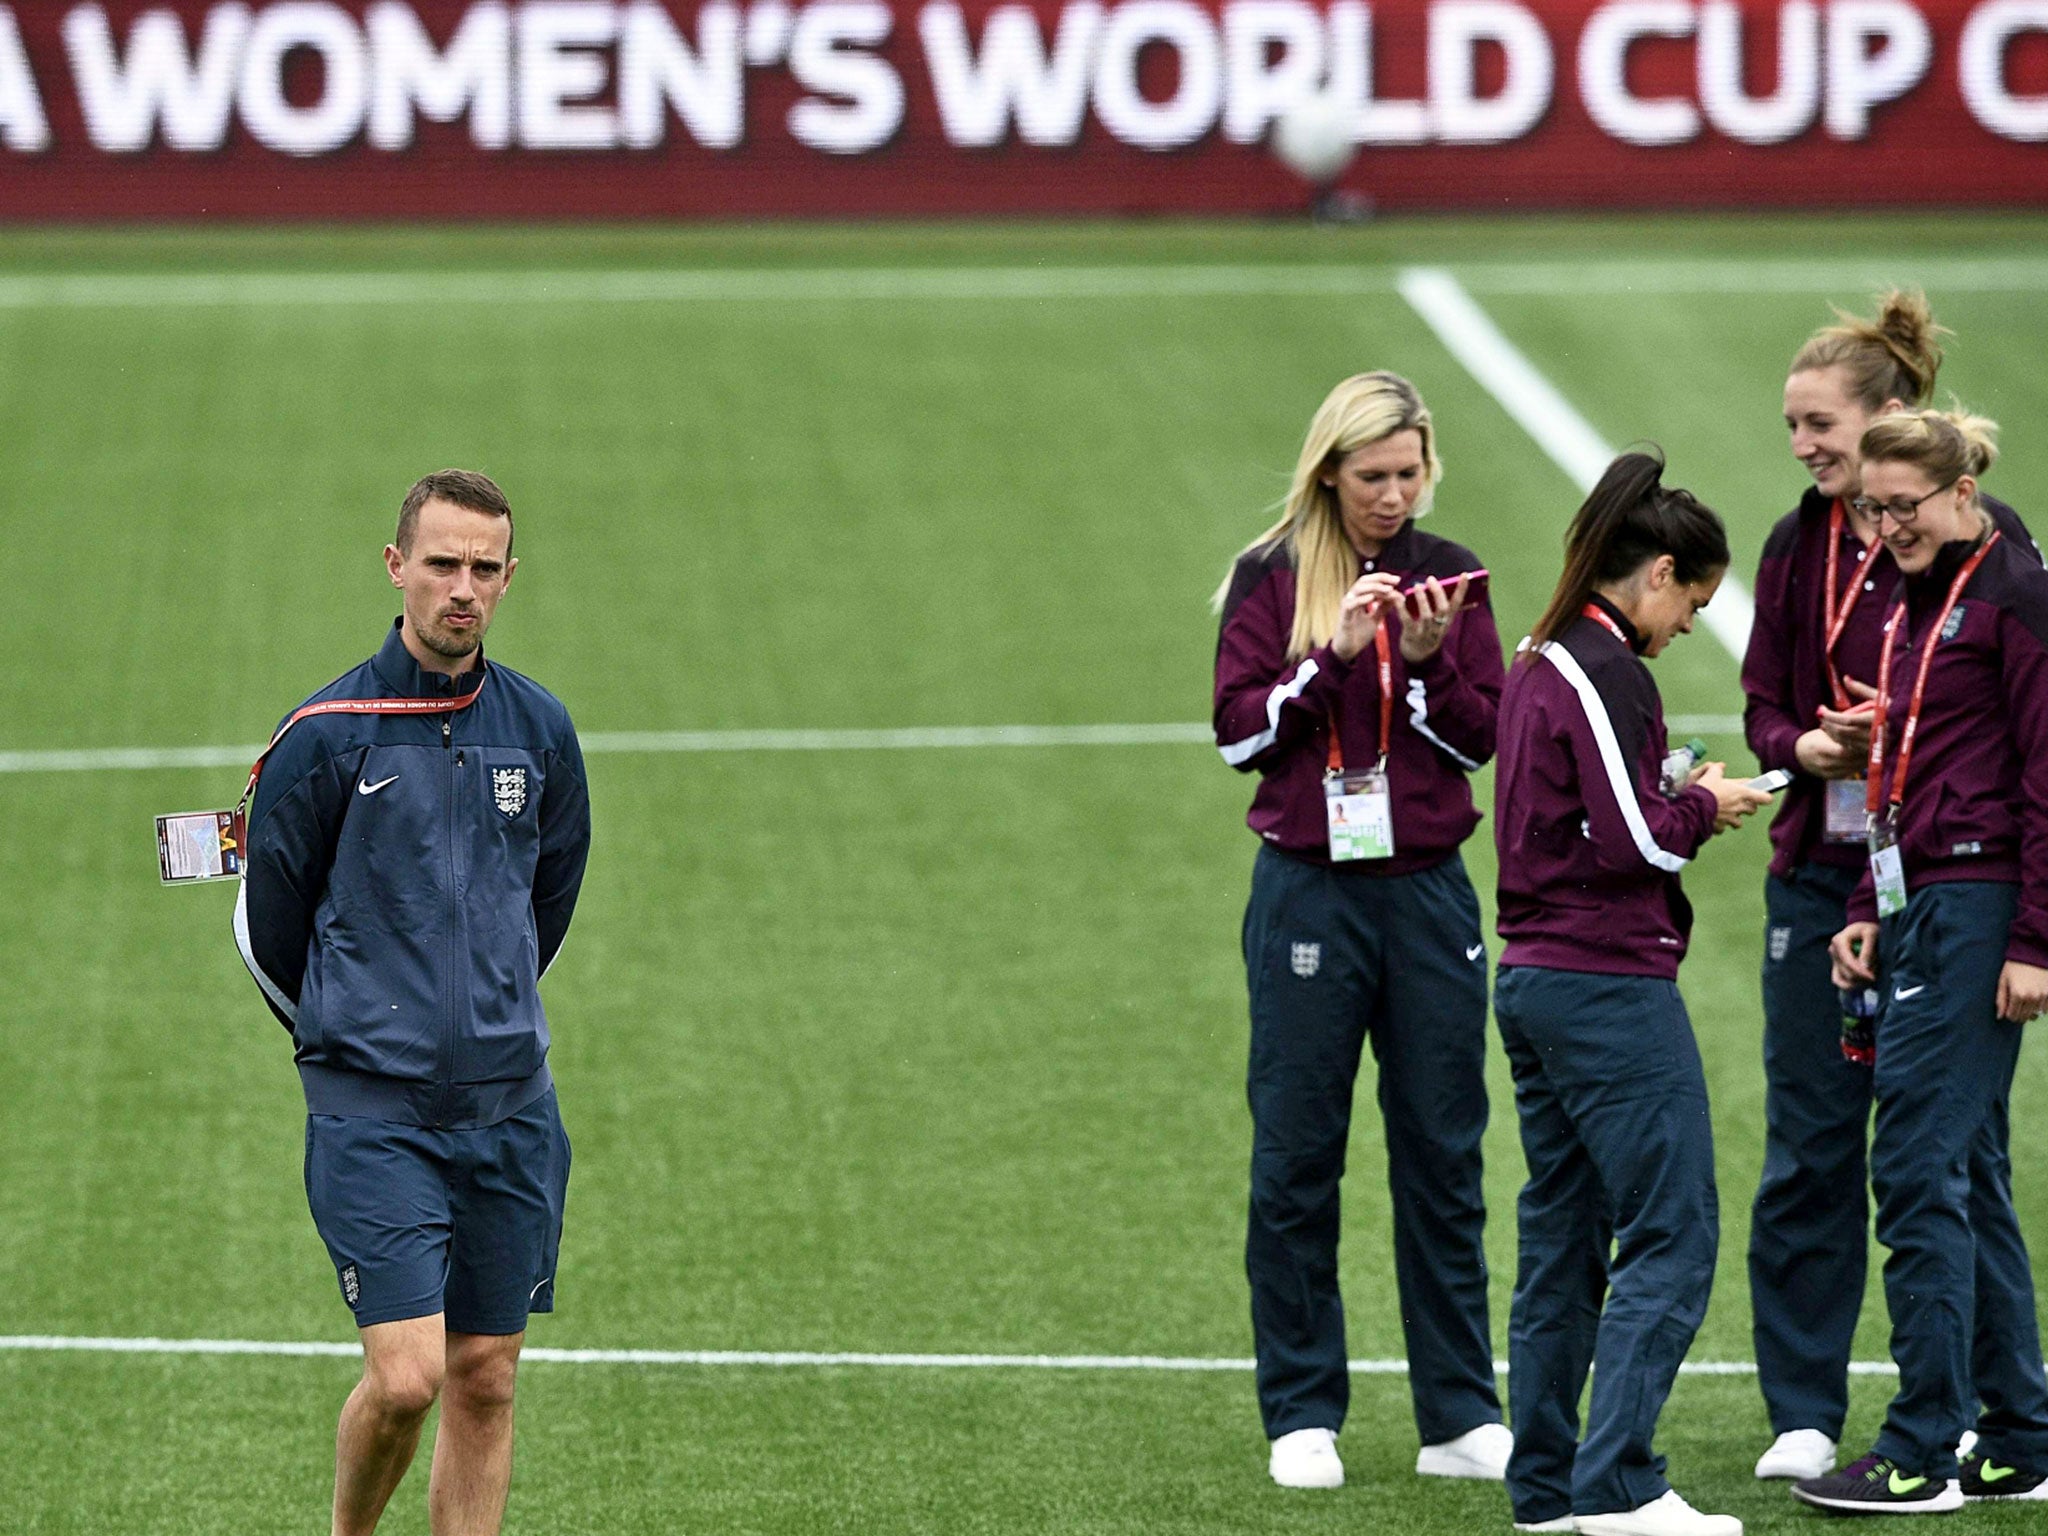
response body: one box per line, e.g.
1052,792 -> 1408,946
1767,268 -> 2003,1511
1649,552 -> 1678,589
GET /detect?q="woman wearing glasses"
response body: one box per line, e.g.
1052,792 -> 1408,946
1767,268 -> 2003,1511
1213,372 -> 1510,1491
1740,294 -> 2039,1484
1791,410 -> 2048,1513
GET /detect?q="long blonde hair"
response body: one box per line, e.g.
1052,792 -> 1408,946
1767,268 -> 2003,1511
1213,372 -> 1444,662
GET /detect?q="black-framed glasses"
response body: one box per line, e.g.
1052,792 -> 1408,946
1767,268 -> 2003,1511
1849,480 -> 1957,524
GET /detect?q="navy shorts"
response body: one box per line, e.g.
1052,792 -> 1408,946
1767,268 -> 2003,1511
304,1089 -> 571,1335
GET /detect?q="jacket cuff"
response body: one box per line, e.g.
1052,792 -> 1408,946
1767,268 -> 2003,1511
1406,640 -> 1452,680
2006,931 -> 2048,972
1683,783 -> 1720,849
1752,719 -> 1804,774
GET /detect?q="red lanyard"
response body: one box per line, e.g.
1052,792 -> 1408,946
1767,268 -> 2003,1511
1327,615 -> 1394,774
1582,601 -> 1629,645
1866,533 -> 1998,816
236,671 -> 488,816
1822,498 -> 1880,710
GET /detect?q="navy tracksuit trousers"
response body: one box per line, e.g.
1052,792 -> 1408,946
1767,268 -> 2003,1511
1495,966 -> 1719,1524
1869,881 -> 2048,1476
1241,845 -> 1502,1444
1750,862 -> 1872,1438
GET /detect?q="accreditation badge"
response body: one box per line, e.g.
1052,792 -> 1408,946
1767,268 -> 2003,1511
1867,816 -> 1907,918
1824,778 -> 1868,844
1326,767 -> 1395,862
155,809 -> 246,886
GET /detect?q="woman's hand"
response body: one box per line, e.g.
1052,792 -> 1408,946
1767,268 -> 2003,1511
1830,922 -> 1880,990
1695,762 -> 1771,832
1397,574 -> 1475,664
1331,572 -> 1402,661
1997,961 -> 2048,1024
1795,727 -> 1864,779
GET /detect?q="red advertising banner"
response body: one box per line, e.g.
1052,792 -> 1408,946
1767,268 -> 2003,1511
0,0 -> 2041,218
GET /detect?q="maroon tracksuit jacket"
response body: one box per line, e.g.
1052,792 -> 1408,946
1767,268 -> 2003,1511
1494,597 -> 1719,981
1845,532 -> 2048,968
1743,488 -> 2038,880
1213,520 -> 1503,874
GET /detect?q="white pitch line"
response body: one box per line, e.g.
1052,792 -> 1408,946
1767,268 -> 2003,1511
0,257 -> 2042,312
0,1336 -> 1904,1375
0,722 -> 1215,776
1397,266 -> 1755,664
1453,256 -> 2048,297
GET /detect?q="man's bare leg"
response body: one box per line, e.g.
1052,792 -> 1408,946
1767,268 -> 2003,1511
428,1330 -> 525,1536
334,1314 -> 447,1536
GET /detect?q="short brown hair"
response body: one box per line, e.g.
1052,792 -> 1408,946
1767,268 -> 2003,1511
1789,289 -> 1947,413
396,469 -> 513,554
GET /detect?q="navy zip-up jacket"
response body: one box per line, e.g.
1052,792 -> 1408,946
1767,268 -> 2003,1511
1743,488 -> 2037,879
1495,598 -> 1719,980
235,621 -> 592,1129
1213,520 -> 1503,874
1845,531 -> 2048,967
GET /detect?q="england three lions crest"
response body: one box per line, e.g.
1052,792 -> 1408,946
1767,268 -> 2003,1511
492,767 -> 528,819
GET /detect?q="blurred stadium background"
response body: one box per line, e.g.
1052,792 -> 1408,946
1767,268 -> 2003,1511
2,4 -> 2047,1533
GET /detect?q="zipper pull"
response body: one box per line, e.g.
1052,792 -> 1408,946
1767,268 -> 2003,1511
442,714 -> 452,749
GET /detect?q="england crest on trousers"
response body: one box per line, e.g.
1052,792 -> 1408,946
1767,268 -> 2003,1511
492,767 -> 528,819
1291,942 -> 1322,978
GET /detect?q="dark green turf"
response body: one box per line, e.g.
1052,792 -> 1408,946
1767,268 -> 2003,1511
4,217 -> 2047,1532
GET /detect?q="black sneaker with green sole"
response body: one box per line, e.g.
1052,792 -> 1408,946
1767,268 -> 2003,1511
1961,1452 -> 2048,1501
1790,1451 -> 1963,1514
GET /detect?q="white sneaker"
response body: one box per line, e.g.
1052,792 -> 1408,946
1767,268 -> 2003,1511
1512,1519 -> 1575,1533
1417,1420 -> 1513,1478
1574,1488 -> 1743,1536
1754,1429 -> 1837,1480
1269,1427 -> 1343,1489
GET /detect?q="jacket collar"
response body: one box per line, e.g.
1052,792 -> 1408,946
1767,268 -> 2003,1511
1587,591 -> 1648,654
1902,528 -> 1994,613
371,618 -> 487,698
1354,519 -> 1418,574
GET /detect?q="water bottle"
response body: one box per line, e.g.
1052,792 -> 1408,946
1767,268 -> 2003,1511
1840,985 -> 1878,1067
1661,737 -> 1711,795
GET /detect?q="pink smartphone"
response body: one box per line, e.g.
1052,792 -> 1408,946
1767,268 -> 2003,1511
1401,568 -> 1490,605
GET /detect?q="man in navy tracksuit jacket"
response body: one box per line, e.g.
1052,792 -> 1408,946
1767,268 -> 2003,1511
235,471 -> 590,1536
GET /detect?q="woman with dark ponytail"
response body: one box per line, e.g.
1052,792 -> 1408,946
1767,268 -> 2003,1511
1492,451 -> 1768,1536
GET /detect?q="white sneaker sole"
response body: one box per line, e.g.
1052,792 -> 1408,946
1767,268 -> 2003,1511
1269,1466 -> 1343,1490
1790,1479 -> 1963,1515
1755,1454 -> 1835,1480
1415,1446 -> 1509,1478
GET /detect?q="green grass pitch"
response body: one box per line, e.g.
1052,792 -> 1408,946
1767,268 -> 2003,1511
3,215 -> 2048,1533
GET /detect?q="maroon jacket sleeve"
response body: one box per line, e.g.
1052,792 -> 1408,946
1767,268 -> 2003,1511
1547,644 -> 1719,873
1743,515 -> 1808,775
1402,598 -> 1504,769
1214,560 -> 1355,773
2000,599 -> 2048,968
